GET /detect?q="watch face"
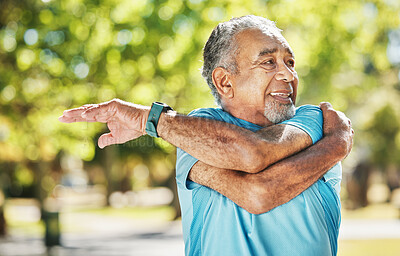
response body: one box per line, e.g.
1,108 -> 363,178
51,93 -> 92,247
155,102 -> 166,107
154,102 -> 172,111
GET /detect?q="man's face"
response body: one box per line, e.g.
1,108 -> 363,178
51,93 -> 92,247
228,28 -> 298,126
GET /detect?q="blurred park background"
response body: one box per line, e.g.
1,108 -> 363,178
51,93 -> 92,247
1,0 -> 400,255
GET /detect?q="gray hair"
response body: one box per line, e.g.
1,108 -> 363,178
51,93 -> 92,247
201,15 -> 282,106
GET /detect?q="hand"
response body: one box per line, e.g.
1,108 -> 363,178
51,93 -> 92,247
59,99 -> 150,148
319,102 -> 354,158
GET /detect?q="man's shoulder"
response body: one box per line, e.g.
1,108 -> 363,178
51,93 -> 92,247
188,107 -> 223,117
293,104 -> 323,124
295,104 -> 322,114
282,104 -> 323,144
188,107 -> 261,131
188,107 -> 230,123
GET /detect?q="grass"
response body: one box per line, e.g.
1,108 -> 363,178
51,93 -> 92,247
342,203 -> 399,219
5,220 -> 45,237
5,205 -> 176,236
339,239 -> 400,256
69,205 -> 176,220
4,203 -> 400,256
339,203 -> 400,256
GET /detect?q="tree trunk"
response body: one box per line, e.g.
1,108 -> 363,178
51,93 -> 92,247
34,162 -> 61,246
0,207 -> 6,236
346,161 -> 372,209
101,146 -> 118,205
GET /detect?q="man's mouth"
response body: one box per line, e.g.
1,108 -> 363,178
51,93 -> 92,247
270,92 -> 291,98
269,92 -> 293,103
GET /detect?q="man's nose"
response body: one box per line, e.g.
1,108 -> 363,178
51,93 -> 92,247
275,63 -> 295,82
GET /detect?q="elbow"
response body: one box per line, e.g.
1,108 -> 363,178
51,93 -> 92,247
241,146 -> 270,174
248,188 -> 294,214
241,180 -> 276,214
245,193 -> 274,215
241,175 -> 290,214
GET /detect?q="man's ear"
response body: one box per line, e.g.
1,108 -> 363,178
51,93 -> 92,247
212,67 -> 234,99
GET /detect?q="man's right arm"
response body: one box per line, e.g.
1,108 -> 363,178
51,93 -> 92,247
187,104 -> 353,214
59,99 -> 342,175
158,111 -> 312,173
59,99 -> 312,173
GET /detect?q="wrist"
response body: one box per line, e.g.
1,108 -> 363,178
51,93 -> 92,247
325,133 -> 349,160
141,108 -> 150,135
145,102 -> 173,137
157,110 -> 176,138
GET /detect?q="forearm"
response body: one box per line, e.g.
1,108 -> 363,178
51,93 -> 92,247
189,134 -> 345,214
60,99 -> 312,172
158,112 -> 311,172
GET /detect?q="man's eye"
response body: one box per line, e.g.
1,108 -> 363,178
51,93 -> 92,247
287,60 -> 295,67
262,60 -> 274,65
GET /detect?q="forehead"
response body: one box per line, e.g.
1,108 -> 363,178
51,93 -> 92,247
235,28 -> 294,59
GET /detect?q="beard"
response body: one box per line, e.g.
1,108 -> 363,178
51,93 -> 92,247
264,100 -> 296,124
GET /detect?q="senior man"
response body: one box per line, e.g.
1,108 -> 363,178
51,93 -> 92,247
60,15 -> 353,256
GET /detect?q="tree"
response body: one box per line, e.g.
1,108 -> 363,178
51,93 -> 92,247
0,0 -> 399,240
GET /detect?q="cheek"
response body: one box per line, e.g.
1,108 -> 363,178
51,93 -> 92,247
292,78 -> 299,103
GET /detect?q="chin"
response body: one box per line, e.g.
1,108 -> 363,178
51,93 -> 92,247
264,101 -> 296,124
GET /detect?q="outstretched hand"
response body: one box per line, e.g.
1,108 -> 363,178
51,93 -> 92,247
59,99 -> 150,148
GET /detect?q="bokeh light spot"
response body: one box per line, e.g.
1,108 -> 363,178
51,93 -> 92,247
158,6 -> 173,21
363,3 -> 378,18
387,29 -> 400,65
131,27 -> 145,45
189,0 -> 204,4
48,58 -> 66,76
45,31 -> 65,46
207,7 -> 224,21
1,85 -> 16,102
74,63 -> 90,79
107,49 -> 121,64
17,49 -> 36,70
2,36 -> 17,52
117,29 -> 132,45
24,29 -> 39,46
39,9 -> 54,24
159,36 -> 174,50
39,49 -> 55,64
0,124 -> 10,142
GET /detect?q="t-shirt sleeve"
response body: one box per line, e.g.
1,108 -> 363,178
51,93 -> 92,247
175,108 -> 222,191
281,105 -> 323,144
176,148 -> 201,190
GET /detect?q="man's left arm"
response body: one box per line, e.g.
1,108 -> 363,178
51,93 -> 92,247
187,103 -> 353,214
59,99 -> 313,173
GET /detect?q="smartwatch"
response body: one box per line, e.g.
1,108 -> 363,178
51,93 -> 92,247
145,102 -> 173,137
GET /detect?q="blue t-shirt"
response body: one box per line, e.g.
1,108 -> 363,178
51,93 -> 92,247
176,105 -> 342,256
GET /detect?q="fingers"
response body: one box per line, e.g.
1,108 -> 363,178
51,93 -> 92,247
319,102 -> 333,111
81,104 -> 116,123
59,102 -> 116,123
61,104 -> 95,117
58,116 -> 98,123
59,104 -> 97,123
60,99 -> 145,149
98,133 -> 118,149
319,102 -> 349,123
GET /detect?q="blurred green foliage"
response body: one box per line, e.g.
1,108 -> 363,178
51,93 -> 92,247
0,0 -> 400,206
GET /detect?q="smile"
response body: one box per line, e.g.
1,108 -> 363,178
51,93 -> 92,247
269,92 -> 293,103
270,92 -> 291,98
